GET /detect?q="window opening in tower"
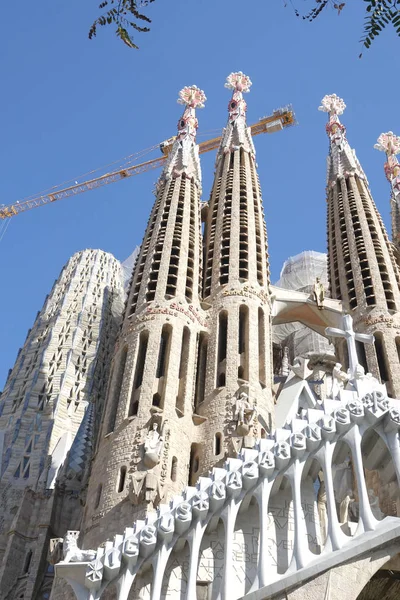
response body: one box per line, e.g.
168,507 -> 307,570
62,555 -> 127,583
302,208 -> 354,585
238,304 -> 249,381
129,331 -> 149,417
195,332 -> 208,408
176,327 -> 190,417
217,312 -> 228,387
374,333 -> 390,390
258,307 -> 266,387
107,345 -> 128,433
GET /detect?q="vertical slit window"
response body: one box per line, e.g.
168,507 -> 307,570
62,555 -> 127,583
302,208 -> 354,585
258,308 -> 266,386
356,340 -> 368,373
396,337 -> 400,364
171,457 -> 178,482
107,345 -> 128,434
157,325 -> 171,379
23,550 -> 32,574
217,312 -> 228,387
188,444 -> 200,486
214,433 -> 222,456
94,483 -> 102,509
176,327 -> 190,416
374,333 -> 390,384
238,304 -> 249,380
128,331 -> 149,417
117,466 -> 127,493
195,332 -> 208,408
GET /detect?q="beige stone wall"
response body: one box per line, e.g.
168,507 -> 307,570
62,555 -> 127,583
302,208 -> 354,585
0,249 -> 125,599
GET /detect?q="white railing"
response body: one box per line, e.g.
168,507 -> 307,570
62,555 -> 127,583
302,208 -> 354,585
55,381 -> 400,600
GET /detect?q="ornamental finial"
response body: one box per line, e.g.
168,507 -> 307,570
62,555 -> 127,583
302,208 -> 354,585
374,132 -> 400,196
318,94 -> 346,116
175,85 -> 206,145
225,72 -> 252,93
225,72 -> 251,125
374,132 -> 400,156
177,85 -> 206,109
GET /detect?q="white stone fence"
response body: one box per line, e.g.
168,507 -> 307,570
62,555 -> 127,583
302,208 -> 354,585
55,387 -> 400,600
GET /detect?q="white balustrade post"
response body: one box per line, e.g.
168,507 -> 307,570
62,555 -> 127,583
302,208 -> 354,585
116,567 -> 136,600
384,411 -> 400,490
185,521 -> 207,600
255,477 -> 273,588
288,458 -> 309,570
320,441 -> 344,551
347,425 -> 376,532
150,545 -> 172,600
221,498 -> 241,600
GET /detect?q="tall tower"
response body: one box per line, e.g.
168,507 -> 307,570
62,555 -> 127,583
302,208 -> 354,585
82,86 -> 207,548
0,249 -> 124,600
375,131 -> 400,250
321,94 -> 400,397
199,72 -> 273,472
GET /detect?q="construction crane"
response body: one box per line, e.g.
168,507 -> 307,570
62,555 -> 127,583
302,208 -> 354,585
0,106 -> 296,221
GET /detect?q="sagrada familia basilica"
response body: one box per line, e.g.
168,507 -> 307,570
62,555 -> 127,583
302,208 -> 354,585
2,72 -> 400,600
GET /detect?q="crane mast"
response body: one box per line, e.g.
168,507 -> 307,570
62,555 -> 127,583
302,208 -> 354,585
0,106 -> 295,221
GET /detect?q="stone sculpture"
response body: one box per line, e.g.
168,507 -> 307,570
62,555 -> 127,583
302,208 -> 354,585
280,347 -> 289,377
129,471 -> 163,506
317,478 -> 327,543
62,531 -> 96,563
368,489 -> 384,520
331,363 -> 350,398
332,457 -> 357,524
48,537 -> 64,565
234,392 -> 257,436
129,471 -> 147,505
144,422 -> 165,468
313,277 -> 325,309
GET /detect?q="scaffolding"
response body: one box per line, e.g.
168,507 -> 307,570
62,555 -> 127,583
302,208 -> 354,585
273,251 -> 335,363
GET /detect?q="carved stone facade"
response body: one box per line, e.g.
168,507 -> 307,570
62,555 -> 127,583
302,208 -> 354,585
0,249 -> 124,599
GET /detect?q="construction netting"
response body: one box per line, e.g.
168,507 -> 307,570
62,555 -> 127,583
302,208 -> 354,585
273,250 -> 335,361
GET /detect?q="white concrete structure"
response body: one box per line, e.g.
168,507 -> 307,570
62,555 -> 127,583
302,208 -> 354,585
55,315 -> 400,599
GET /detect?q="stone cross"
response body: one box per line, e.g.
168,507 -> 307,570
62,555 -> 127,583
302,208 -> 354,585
325,314 -> 374,378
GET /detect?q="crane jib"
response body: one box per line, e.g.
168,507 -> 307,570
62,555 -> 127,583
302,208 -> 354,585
0,109 -> 295,220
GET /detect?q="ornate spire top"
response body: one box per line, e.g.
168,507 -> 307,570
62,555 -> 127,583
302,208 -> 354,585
319,94 -> 347,150
319,94 -> 366,184
175,85 -> 206,144
177,85 -> 207,109
224,71 -> 251,124
375,132 -> 400,201
224,72 -> 252,93
160,85 -> 206,188
318,94 -> 346,116
218,72 -> 255,156
375,132 -> 400,157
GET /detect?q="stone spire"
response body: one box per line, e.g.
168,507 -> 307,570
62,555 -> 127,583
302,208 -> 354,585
126,85 -> 206,313
321,94 -> 400,397
81,87 -> 208,546
319,94 -> 366,184
375,131 -> 400,246
198,73 -> 273,477
203,72 -> 270,297
162,85 -> 206,188
219,71 -> 255,156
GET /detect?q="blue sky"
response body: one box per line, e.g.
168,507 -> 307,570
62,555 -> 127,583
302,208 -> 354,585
0,0 -> 398,388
